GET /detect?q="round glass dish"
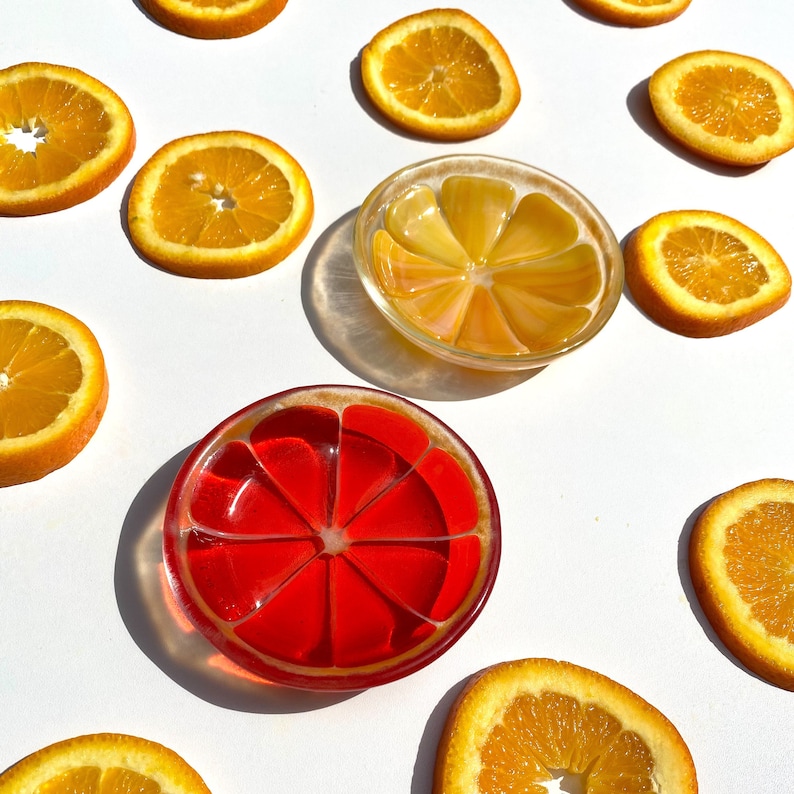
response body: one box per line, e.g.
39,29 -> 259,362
163,385 -> 500,691
353,154 -> 624,371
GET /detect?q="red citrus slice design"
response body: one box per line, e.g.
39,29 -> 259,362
163,385 -> 500,690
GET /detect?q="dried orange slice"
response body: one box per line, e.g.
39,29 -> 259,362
0,300 -> 108,487
570,0 -> 691,26
624,209 -> 791,337
140,0 -> 287,39
360,9 -> 520,141
163,385 -> 500,690
649,50 -> 794,165
434,658 -> 698,794
0,733 -> 211,794
128,131 -> 313,279
689,479 -> 794,691
0,62 -> 135,215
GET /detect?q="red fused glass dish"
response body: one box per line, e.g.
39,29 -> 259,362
163,385 -> 500,691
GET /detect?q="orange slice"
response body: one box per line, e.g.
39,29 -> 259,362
433,658 -> 698,794
624,209 -> 791,337
0,62 -> 135,215
649,50 -> 794,165
127,131 -> 313,279
689,479 -> 794,691
0,733 -> 211,794
569,0 -> 691,26
140,0 -> 287,39
0,300 -> 108,487
360,9 -> 520,141
163,385 -> 500,690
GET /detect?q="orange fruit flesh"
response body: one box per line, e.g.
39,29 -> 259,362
35,766 -> 160,793
0,318 -> 83,438
675,65 -> 782,143
372,175 -> 602,356
724,500 -> 794,643
150,145 -> 295,248
478,692 -> 654,793
662,224 -> 771,303
380,26 -> 502,118
0,76 -> 111,189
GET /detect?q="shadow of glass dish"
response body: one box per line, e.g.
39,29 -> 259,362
114,449 -> 356,712
301,209 -> 539,401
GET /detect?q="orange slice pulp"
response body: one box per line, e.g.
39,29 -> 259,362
649,50 -> 794,166
0,62 -> 135,215
0,300 -> 108,487
127,131 -> 313,278
689,478 -> 794,690
354,156 -> 623,370
360,9 -> 520,141
434,658 -> 698,794
0,733 -> 211,794
140,0 -> 288,39
624,209 -> 791,337
163,385 -> 500,691
569,0 -> 692,27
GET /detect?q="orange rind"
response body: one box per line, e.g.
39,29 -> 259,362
650,50 -> 794,166
0,300 -> 108,487
361,9 -> 520,141
0,62 -> 134,215
570,0 -> 691,26
140,0 -> 288,38
624,209 -> 791,337
690,479 -> 794,690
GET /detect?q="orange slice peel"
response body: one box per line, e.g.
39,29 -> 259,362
0,733 -> 211,794
163,385 -> 500,691
360,9 -> 520,141
434,658 -> 698,794
140,0 -> 288,38
624,209 -> 791,337
650,50 -> 794,166
0,62 -> 135,215
127,130 -> 313,279
689,478 -> 794,690
570,0 -> 692,27
0,300 -> 108,487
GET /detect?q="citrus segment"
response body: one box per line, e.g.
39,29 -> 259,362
649,50 -> 794,165
163,385 -> 500,690
0,733 -> 211,794
0,300 -> 108,487
140,0 -> 287,38
624,209 -> 791,336
689,478 -> 794,690
372,175 -> 602,356
128,131 -> 313,278
0,62 -> 134,215
433,658 -> 698,794
570,0 -> 691,26
360,9 -> 520,140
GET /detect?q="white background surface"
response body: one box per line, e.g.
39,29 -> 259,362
2,0 -> 793,791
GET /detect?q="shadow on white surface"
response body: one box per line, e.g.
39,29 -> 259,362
114,449 -> 360,712
301,209 -> 541,400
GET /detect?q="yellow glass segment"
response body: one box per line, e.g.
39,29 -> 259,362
379,26 -> 501,117
661,225 -> 769,303
0,78 -> 109,190
724,500 -> 794,642
0,319 -> 82,438
477,692 -> 655,793
675,65 -> 781,142
372,176 -> 603,355
151,146 -> 294,248
36,765 -> 162,794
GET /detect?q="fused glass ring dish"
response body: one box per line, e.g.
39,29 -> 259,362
353,154 -> 624,371
163,385 -> 501,691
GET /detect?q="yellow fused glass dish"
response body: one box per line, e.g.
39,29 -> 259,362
353,155 -> 624,371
